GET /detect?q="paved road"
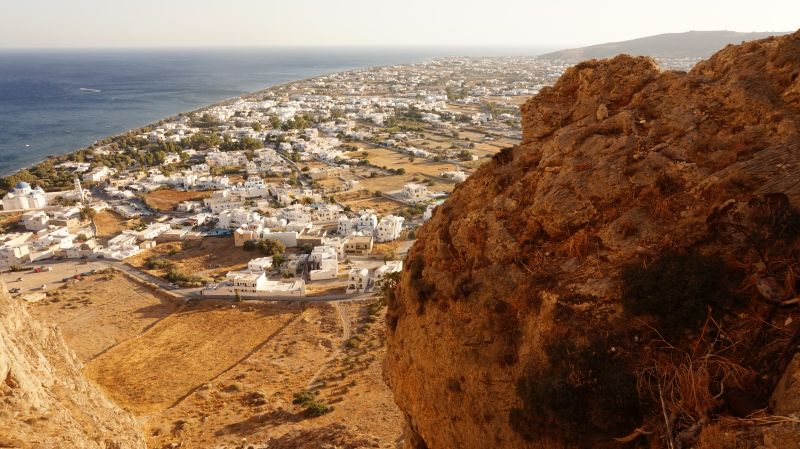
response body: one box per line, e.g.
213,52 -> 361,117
5,258 -> 377,303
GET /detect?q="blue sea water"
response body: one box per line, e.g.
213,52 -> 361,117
0,46 -> 551,176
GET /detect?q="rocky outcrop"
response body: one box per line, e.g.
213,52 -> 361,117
0,283 -> 145,449
386,31 -> 800,448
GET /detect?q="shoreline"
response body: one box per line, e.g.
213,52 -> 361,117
0,67 -> 365,178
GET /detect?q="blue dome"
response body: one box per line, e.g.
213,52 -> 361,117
15,182 -> 31,190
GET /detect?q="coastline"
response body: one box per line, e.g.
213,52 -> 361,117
0,73 -> 331,178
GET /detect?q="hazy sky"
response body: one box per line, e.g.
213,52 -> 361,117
0,0 -> 797,49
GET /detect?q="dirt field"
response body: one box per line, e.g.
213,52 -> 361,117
84,300 -> 299,414
363,147 -> 460,177
27,261 -> 403,447
143,189 -> 212,211
143,300 -> 403,449
27,271 -> 175,362
0,212 -> 22,232
340,196 -> 405,215
92,209 -> 143,240
127,237 -> 253,279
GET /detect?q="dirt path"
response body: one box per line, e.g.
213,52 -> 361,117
305,302 -> 350,389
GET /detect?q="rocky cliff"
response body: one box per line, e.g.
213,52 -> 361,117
386,31 -> 800,448
0,284 -> 145,449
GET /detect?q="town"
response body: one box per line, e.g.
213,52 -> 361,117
0,56 -> 564,300
0,55 -> 700,302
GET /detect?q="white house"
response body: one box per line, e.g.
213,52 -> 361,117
21,211 -> 49,231
202,271 -> 306,298
403,183 -> 429,202
204,190 -> 243,213
311,204 -> 343,222
218,209 -> 260,230
0,232 -> 33,268
82,166 -> 114,183
128,223 -> 171,242
346,268 -> 370,293
308,245 -> 338,281
247,257 -> 274,273
375,215 -> 404,242
372,260 -> 403,285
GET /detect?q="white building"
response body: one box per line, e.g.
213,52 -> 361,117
346,268 -> 370,293
308,245 -> 338,281
403,183 -> 429,202
128,223 -> 171,242
247,257 -> 274,273
0,233 -> 33,268
373,260 -> 404,285
204,190 -> 243,213
375,215 -> 404,242
218,208 -> 260,230
21,211 -> 49,231
202,271 -> 306,298
82,166 -> 114,183
2,182 -> 48,211
311,204 -> 343,222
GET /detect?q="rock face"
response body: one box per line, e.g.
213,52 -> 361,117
386,31 -> 800,448
0,284 -> 145,449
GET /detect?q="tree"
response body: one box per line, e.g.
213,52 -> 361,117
376,271 -> 401,305
257,238 -> 285,257
301,243 -> 314,254
79,207 -> 97,223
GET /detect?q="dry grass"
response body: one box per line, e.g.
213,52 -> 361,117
143,189 -> 212,211
127,237 -> 252,279
562,229 -> 597,257
28,272 -> 174,362
84,301 -> 297,414
693,423 -> 750,449
636,316 -> 755,446
93,210 -> 128,238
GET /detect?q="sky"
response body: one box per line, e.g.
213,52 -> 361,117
0,0 -> 797,49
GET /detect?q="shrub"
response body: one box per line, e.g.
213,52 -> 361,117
621,251 -> 742,335
144,257 -> 175,270
292,391 -> 315,406
306,401 -> 333,417
164,268 -> 205,287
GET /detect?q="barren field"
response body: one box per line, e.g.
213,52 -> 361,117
340,196 -> 405,215
84,300 -> 299,414
92,209 -> 143,240
142,300 -> 403,449
143,189 -> 212,211
127,237 -> 252,279
363,147 -> 459,175
27,262 -> 403,448
27,270 -> 176,362
0,212 -> 22,232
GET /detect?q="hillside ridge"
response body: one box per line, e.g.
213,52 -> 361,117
539,30 -> 790,61
386,29 -> 800,449
0,283 -> 145,449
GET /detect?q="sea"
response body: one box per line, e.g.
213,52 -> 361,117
0,46 -> 553,176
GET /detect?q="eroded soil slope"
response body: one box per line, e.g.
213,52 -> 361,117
0,283 -> 145,449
